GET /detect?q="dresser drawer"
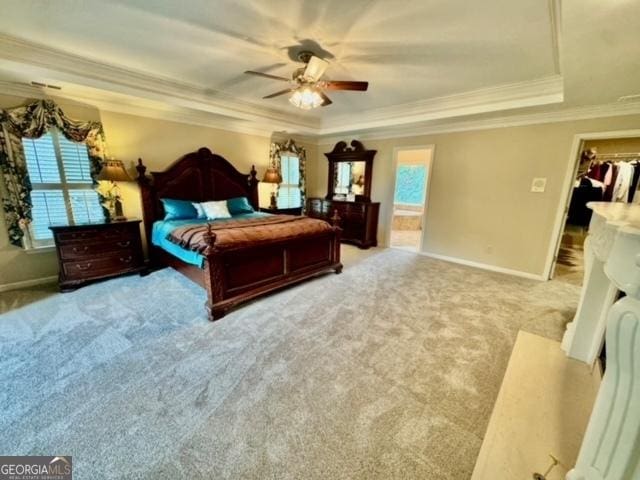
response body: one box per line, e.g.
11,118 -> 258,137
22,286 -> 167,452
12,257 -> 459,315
55,224 -> 138,244
58,239 -> 138,260
62,251 -> 143,280
341,203 -> 366,221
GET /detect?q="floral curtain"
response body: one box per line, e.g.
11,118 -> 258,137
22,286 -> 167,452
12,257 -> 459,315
270,139 -> 307,212
0,99 -> 107,247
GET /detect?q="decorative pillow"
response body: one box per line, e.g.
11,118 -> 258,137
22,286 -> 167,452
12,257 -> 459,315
201,200 -> 232,220
192,202 -> 206,219
161,198 -> 197,220
227,196 -> 254,215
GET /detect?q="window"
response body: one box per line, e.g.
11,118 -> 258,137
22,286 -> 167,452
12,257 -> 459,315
277,154 -> 301,209
22,128 -> 104,246
394,164 -> 427,205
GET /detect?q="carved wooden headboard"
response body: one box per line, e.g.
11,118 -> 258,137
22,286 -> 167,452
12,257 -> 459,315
136,147 -> 259,244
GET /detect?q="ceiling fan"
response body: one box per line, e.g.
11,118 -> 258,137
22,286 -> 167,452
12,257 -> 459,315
244,51 -> 368,110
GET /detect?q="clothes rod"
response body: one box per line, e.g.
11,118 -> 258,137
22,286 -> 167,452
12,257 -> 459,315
594,152 -> 640,159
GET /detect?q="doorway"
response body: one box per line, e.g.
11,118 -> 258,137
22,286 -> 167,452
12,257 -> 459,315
389,146 -> 433,252
547,131 -> 640,282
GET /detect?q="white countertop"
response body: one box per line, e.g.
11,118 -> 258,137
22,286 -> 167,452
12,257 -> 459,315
587,201 -> 640,230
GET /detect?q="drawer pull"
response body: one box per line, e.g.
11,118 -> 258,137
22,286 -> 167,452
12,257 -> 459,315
75,263 -> 92,271
117,241 -> 131,248
72,246 -> 89,253
119,256 -> 133,263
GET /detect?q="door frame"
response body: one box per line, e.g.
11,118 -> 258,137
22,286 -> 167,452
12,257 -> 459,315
544,128 -> 640,279
387,145 -> 435,251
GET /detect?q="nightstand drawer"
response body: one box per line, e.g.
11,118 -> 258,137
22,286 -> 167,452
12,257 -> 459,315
62,251 -> 143,280
58,239 -> 137,260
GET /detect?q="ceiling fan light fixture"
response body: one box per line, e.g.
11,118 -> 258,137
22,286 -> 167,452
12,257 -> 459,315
289,85 -> 323,110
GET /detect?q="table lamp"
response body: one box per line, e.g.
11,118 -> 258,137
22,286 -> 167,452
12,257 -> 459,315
97,159 -> 132,221
262,167 -> 282,210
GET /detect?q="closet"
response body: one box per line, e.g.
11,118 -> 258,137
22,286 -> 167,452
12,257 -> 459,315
569,149 -> 640,227
555,137 -> 640,284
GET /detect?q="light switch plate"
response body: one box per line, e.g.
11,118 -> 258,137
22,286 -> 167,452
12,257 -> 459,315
531,177 -> 547,193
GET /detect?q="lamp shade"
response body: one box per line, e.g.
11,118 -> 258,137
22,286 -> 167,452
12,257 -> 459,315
262,167 -> 282,184
97,159 -> 132,182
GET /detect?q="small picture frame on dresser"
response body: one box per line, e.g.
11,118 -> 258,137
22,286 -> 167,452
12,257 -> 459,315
49,219 -> 147,291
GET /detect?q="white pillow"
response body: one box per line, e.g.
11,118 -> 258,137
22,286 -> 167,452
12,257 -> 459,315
192,202 -> 206,219
200,200 -> 232,220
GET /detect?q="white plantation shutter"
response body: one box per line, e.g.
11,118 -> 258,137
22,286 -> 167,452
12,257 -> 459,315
22,129 -> 104,246
30,190 -> 68,240
277,155 -> 301,209
22,135 -> 61,183
59,134 -> 94,182
69,189 -> 104,223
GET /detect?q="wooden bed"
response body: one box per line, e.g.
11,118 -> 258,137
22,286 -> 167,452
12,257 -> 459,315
136,147 -> 342,321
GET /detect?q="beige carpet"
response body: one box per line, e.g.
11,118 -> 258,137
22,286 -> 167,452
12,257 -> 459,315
0,247 -> 580,479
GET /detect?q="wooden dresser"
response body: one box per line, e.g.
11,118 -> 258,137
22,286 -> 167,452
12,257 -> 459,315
50,220 -> 145,291
306,198 -> 379,249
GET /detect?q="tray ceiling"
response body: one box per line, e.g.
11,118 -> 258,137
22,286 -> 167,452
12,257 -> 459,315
0,0 -> 638,137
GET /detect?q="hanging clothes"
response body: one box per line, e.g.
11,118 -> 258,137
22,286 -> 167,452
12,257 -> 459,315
629,161 -> 640,202
587,162 -> 607,182
568,177 -> 604,226
612,162 -> 634,202
603,163 -> 619,201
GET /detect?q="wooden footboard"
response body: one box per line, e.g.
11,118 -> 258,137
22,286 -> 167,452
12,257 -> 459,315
201,226 -> 342,320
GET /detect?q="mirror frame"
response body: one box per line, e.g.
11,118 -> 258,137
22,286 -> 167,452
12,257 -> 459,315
325,140 -> 376,202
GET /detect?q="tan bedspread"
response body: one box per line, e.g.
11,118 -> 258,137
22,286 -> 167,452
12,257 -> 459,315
167,215 -> 333,253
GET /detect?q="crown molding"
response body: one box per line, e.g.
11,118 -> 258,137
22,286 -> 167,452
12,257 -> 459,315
0,33 -> 320,134
317,101 -> 640,145
0,81 -> 324,143
0,81 -> 276,137
6,80 -> 638,148
0,32 -> 567,138
318,75 -> 564,135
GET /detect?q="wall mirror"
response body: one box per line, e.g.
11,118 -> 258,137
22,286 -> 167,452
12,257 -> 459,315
325,140 -> 376,202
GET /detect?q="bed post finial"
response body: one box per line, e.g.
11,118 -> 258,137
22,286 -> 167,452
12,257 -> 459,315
202,223 -> 218,256
330,209 -> 342,228
248,165 -> 259,210
136,158 -> 148,184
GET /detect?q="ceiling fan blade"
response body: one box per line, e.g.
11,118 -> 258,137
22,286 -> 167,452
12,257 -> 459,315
303,56 -> 329,81
323,80 -> 368,91
262,89 -> 294,99
319,91 -> 333,107
244,71 -> 290,82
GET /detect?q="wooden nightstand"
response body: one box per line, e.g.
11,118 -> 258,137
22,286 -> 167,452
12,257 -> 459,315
50,220 -> 146,291
259,206 -> 303,215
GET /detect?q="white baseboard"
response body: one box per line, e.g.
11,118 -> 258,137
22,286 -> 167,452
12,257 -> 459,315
419,251 -> 546,281
0,275 -> 58,292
